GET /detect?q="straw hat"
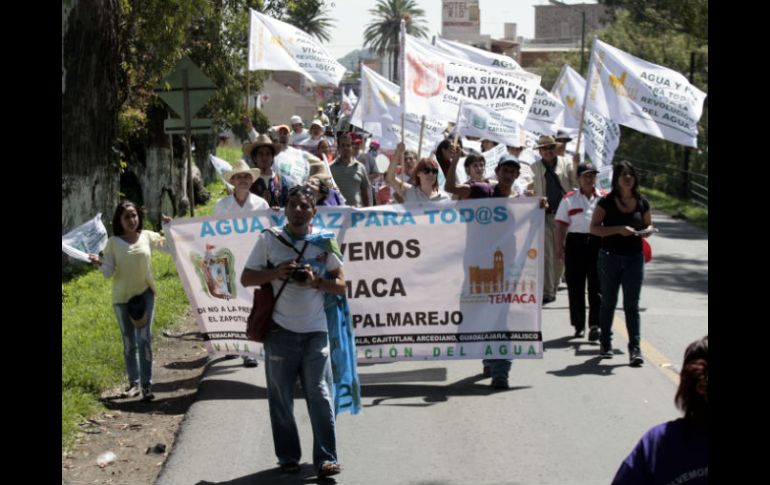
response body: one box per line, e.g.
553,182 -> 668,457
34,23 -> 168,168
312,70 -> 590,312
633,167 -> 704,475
535,135 -> 558,149
242,134 -> 276,157
223,159 -> 261,183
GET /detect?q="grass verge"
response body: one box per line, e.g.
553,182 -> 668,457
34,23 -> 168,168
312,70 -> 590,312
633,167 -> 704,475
641,187 -> 708,232
62,150 -> 234,449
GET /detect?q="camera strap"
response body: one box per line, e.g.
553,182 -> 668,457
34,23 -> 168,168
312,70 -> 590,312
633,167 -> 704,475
263,228 -> 309,300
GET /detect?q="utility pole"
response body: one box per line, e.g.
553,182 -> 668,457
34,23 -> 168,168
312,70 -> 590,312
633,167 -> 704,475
580,11 -> 586,75
682,51 -> 696,199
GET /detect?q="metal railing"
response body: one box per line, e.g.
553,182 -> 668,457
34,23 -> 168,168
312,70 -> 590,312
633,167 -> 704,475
616,154 -> 708,209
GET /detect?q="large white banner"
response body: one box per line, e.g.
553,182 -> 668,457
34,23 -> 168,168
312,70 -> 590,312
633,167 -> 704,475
403,34 -> 541,124
552,64 -> 620,168
351,65 -> 446,153
248,9 -> 346,86
165,199 -> 545,363
584,38 -> 706,148
430,38 -> 563,136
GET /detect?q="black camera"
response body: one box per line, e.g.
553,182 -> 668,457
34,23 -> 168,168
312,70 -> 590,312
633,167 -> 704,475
290,267 -> 310,283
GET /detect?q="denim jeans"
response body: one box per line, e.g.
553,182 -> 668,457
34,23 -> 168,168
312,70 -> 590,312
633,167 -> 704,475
482,359 -> 512,379
113,288 -> 155,388
597,250 -> 644,351
264,323 -> 337,469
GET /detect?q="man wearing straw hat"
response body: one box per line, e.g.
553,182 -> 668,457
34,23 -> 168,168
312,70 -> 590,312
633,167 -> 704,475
243,134 -> 291,208
215,159 -> 269,367
528,134 -> 578,304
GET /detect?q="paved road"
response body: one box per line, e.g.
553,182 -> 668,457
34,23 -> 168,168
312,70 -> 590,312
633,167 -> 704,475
156,210 -> 707,485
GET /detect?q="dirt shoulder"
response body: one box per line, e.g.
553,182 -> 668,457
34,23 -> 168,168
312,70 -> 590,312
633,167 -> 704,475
62,313 -> 207,485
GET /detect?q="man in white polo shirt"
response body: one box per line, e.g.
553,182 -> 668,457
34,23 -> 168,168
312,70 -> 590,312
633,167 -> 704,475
554,163 -> 604,341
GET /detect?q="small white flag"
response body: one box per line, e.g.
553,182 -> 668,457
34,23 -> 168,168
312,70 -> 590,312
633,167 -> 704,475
62,214 -> 108,262
248,9 -> 346,86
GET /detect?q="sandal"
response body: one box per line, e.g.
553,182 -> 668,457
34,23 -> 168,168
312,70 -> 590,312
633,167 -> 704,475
317,462 -> 341,477
279,462 -> 301,473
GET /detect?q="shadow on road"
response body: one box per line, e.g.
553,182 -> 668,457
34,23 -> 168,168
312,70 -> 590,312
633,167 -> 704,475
195,462 -> 338,484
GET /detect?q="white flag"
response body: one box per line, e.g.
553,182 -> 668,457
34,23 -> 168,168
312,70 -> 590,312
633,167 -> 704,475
523,88 -> 565,134
209,155 -> 234,191
434,36 -> 522,70
457,101 -> 525,148
403,34 -> 541,124
347,88 -> 358,107
353,66 -> 445,153
340,89 -> 354,116
62,213 -> 108,262
248,9 -> 346,86
584,39 -> 706,148
552,64 -> 620,168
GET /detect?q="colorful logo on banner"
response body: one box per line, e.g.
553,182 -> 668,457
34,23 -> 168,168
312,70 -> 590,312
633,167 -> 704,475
190,244 -> 237,300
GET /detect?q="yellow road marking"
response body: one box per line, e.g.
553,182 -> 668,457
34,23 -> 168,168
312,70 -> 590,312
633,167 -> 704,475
615,317 -> 680,386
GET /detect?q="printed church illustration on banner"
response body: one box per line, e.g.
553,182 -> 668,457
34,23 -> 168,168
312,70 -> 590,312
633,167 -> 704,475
466,248 -> 536,296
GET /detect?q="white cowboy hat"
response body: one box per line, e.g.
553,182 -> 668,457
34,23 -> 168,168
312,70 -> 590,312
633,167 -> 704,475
223,159 -> 260,183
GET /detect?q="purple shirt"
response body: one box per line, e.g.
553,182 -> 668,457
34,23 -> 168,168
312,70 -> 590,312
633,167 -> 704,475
319,189 -> 344,207
612,419 -> 708,485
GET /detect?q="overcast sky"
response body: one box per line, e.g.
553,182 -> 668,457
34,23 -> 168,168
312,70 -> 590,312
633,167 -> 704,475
323,0 -> 596,59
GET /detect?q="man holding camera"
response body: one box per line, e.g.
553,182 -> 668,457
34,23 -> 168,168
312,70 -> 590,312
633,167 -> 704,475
240,185 -> 345,478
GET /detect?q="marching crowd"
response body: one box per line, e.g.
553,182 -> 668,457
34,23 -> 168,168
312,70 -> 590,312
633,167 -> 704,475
84,107 -> 706,482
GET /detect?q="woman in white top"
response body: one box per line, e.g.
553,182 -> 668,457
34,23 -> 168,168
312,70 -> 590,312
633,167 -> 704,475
386,143 -> 450,203
88,201 -> 170,401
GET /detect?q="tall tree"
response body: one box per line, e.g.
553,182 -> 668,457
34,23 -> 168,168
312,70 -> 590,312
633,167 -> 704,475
285,0 -> 335,43
363,0 -> 428,82
62,0 -> 125,234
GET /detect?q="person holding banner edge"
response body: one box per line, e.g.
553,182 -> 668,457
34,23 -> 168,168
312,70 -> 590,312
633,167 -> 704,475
88,201 -> 171,401
446,149 -> 522,389
214,160 -> 269,367
240,185 -> 347,477
386,143 -> 451,203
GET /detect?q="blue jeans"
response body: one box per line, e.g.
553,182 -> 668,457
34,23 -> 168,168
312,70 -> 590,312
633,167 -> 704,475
482,359 -> 512,379
597,250 -> 644,351
264,323 -> 337,469
113,288 -> 155,388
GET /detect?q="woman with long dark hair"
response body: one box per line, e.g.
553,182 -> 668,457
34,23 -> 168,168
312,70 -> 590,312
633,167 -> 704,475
89,201 -> 170,400
590,161 -> 654,365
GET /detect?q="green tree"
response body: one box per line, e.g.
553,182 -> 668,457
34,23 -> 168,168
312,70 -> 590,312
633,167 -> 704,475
284,0 -> 335,43
363,0 -> 428,82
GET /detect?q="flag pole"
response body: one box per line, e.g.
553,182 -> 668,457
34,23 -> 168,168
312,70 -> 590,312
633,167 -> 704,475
400,19 -> 406,144
576,37 -> 597,167
452,100 -> 464,147
417,115 -> 426,159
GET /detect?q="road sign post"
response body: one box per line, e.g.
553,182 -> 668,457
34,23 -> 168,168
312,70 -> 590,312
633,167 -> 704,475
154,57 -> 217,217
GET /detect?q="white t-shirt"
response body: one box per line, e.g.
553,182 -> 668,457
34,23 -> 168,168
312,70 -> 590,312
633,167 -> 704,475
244,228 -> 342,333
401,185 -> 451,203
214,193 -> 269,214
288,130 -> 310,147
